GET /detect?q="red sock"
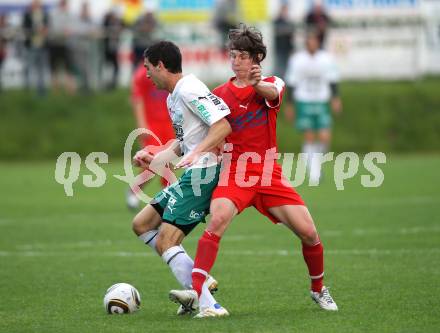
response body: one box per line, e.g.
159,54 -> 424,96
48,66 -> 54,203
191,231 -> 221,297
160,167 -> 174,188
302,242 -> 324,293
160,177 -> 168,188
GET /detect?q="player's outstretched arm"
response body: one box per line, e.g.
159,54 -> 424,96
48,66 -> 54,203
175,118 -> 231,168
249,65 -> 278,101
133,140 -> 181,168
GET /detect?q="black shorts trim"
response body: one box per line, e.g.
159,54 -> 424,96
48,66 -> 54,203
162,219 -> 199,236
150,201 -> 164,218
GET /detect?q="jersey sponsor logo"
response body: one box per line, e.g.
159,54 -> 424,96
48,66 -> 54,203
199,93 -> 229,112
229,108 -> 268,131
189,99 -> 211,122
189,210 -> 206,220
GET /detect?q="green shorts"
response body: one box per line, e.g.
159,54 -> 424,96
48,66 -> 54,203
295,101 -> 331,131
150,165 -> 220,235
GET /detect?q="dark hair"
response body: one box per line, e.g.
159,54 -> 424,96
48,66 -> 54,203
228,23 -> 267,64
143,40 -> 182,74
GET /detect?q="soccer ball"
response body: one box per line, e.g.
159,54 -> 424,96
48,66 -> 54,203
103,283 -> 141,314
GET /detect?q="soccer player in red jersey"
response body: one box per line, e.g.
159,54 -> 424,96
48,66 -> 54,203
126,63 -> 176,210
170,24 -> 338,314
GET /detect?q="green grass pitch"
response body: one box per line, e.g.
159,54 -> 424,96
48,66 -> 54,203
1,155 -> 439,332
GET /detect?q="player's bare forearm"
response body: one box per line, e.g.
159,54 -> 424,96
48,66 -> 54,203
249,65 -> 278,101
253,81 -> 278,101
331,96 -> 343,114
153,140 -> 182,163
284,101 -> 295,122
194,118 -> 232,154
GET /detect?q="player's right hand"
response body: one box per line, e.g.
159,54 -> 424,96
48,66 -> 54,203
132,149 -> 154,168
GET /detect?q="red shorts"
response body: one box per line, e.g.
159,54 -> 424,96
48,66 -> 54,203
212,162 -> 305,224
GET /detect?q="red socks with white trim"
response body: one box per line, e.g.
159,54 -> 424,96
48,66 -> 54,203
191,231 -> 221,297
302,242 -> 324,293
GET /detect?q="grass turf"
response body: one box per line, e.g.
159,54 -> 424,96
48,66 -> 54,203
0,155 -> 439,332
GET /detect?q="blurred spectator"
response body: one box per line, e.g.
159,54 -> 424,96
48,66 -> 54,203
71,1 -> 101,93
273,3 -> 295,78
22,0 -> 50,95
284,30 -> 342,183
305,2 -> 331,48
132,11 -> 157,66
102,9 -> 123,90
48,0 -> 76,94
213,0 -> 240,52
0,14 -> 8,91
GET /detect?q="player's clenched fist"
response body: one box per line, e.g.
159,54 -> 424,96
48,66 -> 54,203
249,65 -> 262,86
132,149 -> 154,168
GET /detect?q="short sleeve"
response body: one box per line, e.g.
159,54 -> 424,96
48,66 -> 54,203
264,76 -> 285,109
325,54 -> 339,83
182,90 -> 231,126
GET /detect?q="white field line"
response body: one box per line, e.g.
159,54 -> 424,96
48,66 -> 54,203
325,195 -> 440,207
322,226 -> 440,237
1,195 -> 438,226
13,235 -> 264,251
10,225 -> 440,252
1,248 -> 440,258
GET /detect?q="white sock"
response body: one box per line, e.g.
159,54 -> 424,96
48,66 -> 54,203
161,246 -> 218,309
315,142 -> 328,154
309,142 -> 328,183
138,230 -> 159,253
302,142 -> 315,173
162,246 -> 193,289
199,283 -> 217,309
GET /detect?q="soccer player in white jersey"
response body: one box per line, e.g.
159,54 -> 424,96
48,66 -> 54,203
284,29 -> 342,183
131,40 -> 231,317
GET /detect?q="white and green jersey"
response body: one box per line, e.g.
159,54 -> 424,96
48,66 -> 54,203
285,50 -> 339,103
167,74 -> 230,169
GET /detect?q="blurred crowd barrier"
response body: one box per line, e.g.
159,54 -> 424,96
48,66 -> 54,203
0,0 -> 439,94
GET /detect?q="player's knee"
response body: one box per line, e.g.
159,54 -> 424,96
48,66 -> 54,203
208,211 -> 231,236
132,213 -> 149,236
155,232 -> 175,256
299,227 -> 320,245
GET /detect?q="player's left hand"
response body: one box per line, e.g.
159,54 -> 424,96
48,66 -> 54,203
249,65 -> 262,86
174,152 -> 200,169
331,97 -> 343,115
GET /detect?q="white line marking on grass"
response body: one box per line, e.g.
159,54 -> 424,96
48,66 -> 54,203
1,248 -> 440,257
14,235 -> 263,251
2,212 -> 130,224
315,195 -> 440,209
320,226 -> 440,238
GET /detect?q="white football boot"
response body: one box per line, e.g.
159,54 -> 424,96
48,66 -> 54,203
169,289 -> 199,313
310,286 -> 338,311
205,275 -> 218,294
176,275 -> 219,315
194,303 -> 229,318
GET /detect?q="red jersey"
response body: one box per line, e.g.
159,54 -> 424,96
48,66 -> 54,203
132,64 -> 174,146
213,76 -> 285,163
